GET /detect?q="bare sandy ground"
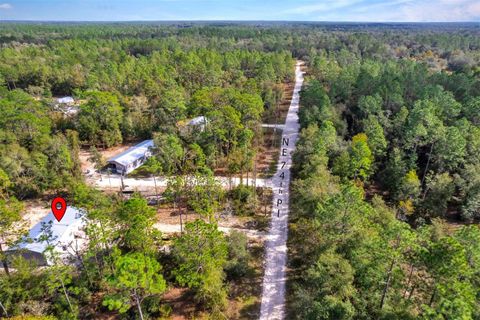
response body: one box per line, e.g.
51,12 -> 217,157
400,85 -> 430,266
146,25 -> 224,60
91,173 -> 270,192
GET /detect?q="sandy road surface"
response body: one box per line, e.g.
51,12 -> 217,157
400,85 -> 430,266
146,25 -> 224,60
91,174 -> 270,191
259,61 -> 304,320
154,223 -> 266,240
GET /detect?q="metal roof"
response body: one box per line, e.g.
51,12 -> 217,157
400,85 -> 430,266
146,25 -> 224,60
17,206 -> 86,254
56,96 -> 75,104
107,140 -> 154,167
188,116 -> 208,126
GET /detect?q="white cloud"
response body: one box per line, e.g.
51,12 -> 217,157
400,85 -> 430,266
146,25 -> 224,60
290,0 -> 363,15
468,2 -> 480,15
288,0 -> 480,22
397,0 -> 480,22
0,3 -> 11,9
348,0 -> 413,14
439,0 -> 471,4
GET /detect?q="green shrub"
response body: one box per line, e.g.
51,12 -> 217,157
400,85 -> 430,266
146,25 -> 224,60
225,230 -> 250,279
229,185 -> 257,216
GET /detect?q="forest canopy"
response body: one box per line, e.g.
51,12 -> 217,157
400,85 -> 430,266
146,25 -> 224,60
0,22 -> 479,319
288,21 -> 480,320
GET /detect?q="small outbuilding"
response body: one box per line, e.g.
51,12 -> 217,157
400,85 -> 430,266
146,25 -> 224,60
107,140 -> 154,175
178,116 -> 208,136
188,116 -> 208,131
53,96 -> 79,116
188,116 -> 208,130
56,96 -> 75,104
8,206 -> 87,266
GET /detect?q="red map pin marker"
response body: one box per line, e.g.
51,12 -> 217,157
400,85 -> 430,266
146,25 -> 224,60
51,197 -> 67,222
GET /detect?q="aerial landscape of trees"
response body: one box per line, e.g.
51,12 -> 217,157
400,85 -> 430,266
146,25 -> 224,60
0,22 -> 479,319
289,23 -> 480,319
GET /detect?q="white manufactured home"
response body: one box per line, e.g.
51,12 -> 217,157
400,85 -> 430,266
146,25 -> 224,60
8,206 -> 87,266
107,140 -> 154,175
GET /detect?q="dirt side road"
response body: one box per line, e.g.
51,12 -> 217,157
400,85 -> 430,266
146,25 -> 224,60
259,61 -> 304,320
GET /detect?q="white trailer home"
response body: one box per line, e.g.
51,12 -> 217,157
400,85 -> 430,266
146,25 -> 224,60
8,207 -> 87,266
107,140 -> 154,175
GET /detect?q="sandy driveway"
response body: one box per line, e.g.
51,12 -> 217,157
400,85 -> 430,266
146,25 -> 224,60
259,61 -> 304,320
154,222 -> 266,240
91,174 -> 270,191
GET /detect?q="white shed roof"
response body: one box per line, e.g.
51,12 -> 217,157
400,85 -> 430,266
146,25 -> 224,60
188,116 -> 208,126
107,140 -> 154,167
56,96 -> 75,104
17,206 -> 86,254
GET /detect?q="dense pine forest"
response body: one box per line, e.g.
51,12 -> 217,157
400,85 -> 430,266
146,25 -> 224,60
0,22 -> 479,319
288,23 -> 480,319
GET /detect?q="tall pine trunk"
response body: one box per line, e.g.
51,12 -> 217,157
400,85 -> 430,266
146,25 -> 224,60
134,291 -> 144,320
403,263 -> 415,299
0,243 -> 9,276
153,174 -> 158,203
429,285 -> 437,307
421,142 -> 435,192
380,258 -> 396,309
0,300 -> 8,317
60,278 -> 74,313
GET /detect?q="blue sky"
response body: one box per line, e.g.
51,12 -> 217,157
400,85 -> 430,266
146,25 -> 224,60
0,0 -> 479,22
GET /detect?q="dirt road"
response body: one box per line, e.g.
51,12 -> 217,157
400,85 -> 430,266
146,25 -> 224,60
91,174 -> 270,192
259,61 -> 304,320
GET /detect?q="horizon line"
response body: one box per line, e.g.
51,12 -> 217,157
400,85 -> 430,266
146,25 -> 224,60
0,19 -> 479,24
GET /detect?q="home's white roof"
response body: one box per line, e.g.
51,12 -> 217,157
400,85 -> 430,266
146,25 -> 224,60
17,206 -> 86,254
188,116 -> 207,126
107,140 -> 154,167
56,96 -> 75,104
64,106 -> 79,115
